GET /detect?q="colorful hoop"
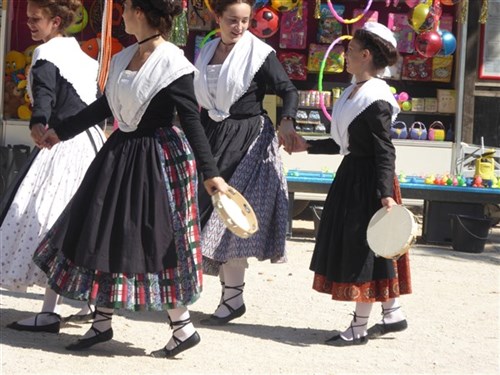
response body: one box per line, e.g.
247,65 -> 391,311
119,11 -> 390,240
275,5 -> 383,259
199,29 -> 220,49
326,0 -> 373,24
318,35 -> 352,121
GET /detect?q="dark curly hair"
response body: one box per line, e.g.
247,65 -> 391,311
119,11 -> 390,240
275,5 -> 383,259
354,29 -> 399,70
210,0 -> 254,16
28,0 -> 82,33
131,0 -> 182,35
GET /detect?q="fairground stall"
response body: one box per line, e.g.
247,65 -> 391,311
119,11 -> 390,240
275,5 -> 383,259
1,0 -> 499,243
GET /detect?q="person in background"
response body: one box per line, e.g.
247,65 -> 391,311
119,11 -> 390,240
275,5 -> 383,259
290,22 -> 411,346
1,0 -> 105,332
33,0 -> 227,357
193,0 -> 298,325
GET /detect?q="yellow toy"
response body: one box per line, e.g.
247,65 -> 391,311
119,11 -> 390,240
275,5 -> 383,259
5,50 -> 26,75
16,80 -> 32,120
475,149 -> 496,181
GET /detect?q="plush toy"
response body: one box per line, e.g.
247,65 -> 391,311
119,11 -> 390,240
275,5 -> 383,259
5,50 -> 27,85
3,80 -> 25,119
66,4 -> 89,34
80,34 -> 123,59
16,80 -> 32,120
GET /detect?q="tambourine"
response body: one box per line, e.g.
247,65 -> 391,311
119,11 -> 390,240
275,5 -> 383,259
367,205 -> 418,259
211,186 -> 259,239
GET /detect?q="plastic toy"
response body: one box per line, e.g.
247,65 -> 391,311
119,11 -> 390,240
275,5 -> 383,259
250,6 -> 279,38
270,0 -> 299,12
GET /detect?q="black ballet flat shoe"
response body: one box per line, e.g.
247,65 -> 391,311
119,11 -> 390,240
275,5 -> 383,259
6,312 -> 61,334
200,304 -> 246,326
325,334 -> 369,347
66,328 -> 113,351
367,319 -> 408,339
150,331 -> 201,359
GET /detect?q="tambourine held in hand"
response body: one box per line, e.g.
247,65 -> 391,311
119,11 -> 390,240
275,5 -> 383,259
212,186 -> 259,239
367,205 -> 418,259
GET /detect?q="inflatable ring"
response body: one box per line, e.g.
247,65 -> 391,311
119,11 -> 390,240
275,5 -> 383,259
318,35 -> 352,121
326,0 -> 373,24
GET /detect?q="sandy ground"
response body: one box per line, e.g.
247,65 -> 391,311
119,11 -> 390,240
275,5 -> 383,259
1,218 -> 499,375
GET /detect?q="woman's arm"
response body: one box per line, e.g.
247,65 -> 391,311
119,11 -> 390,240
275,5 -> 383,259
29,60 -> 57,129
165,74 -> 219,179
52,95 -> 112,141
307,138 -> 341,154
258,52 -> 298,120
367,101 -> 396,199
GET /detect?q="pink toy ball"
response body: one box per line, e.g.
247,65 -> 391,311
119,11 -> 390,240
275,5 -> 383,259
398,91 -> 409,102
415,30 -> 443,58
438,30 -> 457,56
250,6 -> 280,39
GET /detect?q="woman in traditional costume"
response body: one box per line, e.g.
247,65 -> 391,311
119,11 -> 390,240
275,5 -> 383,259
1,0 -> 104,332
33,0 -> 227,357
293,22 -> 412,346
193,0 -> 298,325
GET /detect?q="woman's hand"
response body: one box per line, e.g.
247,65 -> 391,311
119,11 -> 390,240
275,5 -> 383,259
30,123 -> 46,147
278,118 -> 299,154
39,128 -> 61,149
203,176 -> 229,196
290,135 -> 310,153
381,196 -> 397,211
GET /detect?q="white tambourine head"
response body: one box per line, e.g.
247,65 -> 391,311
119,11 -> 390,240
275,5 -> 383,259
211,187 -> 259,239
367,205 -> 417,259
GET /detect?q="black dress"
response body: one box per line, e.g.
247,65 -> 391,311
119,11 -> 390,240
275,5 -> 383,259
308,101 -> 412,302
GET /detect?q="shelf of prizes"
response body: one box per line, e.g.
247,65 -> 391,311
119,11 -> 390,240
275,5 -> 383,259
2,0 -> 465,166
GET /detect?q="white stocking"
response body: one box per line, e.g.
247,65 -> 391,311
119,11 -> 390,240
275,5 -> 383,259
165,307 -> 196,350
379,298 -> 406,324
341,302 -> 373,341
213,263 -> 245,318
16,288 -> 61,326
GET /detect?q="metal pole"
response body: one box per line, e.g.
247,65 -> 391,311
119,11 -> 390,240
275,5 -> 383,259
452,4 -> 468,175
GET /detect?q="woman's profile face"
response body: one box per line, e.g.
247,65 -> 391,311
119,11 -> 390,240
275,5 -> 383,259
26,1 -> 61,43
122,0 -> 139,35
345,39 -> 366,76
217,3 -> 252,44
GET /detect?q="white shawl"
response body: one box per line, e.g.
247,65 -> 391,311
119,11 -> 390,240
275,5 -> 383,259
105,41 -> 196,132
28,37 -> 97,106
193,31 -> 274,122
330,78 -> 400,155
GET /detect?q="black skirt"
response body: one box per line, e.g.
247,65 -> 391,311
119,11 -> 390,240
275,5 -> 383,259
310,154 -> 397,283
49,128 -> 178,274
